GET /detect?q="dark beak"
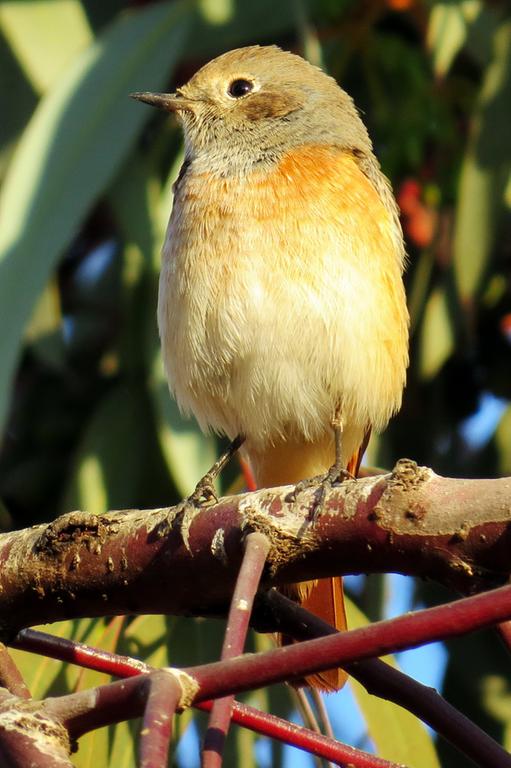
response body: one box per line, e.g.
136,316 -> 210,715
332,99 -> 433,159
130,91 -> 194,113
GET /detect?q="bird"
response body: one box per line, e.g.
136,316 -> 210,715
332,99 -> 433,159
132,45 -> 409,690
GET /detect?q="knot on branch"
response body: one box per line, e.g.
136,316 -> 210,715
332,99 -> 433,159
0,692 -> 71,755
163,668 -> 200,711
388,459 -> 434,490
35,511 -> 114,556
239,495 -> 318,577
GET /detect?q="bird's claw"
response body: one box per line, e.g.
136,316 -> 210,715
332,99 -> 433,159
290,465 -> 355,520
156,476 -> 218,546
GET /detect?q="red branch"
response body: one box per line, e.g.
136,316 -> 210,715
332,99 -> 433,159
4,463 -> 511,764
12,579 -> 511,768
190,583 -> 511,700
139,672 -> 181,768
48,675 -> 147,738
13,630 -> 400,768
261,590 -> 508,768
0,644 -> 29,699
199,699 -> 404,768
203,532 -> 270,768
0,689 -> 72,768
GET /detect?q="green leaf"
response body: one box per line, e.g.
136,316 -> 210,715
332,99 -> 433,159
61,383 -> 155,514
346,598 -> 440,768
107,720 -> 139,768
453,19 -> 511,302
24,278 -> 65,369
191,0 -> 307,54
71,618 -> 126,768
439,628 -> 509,765
228,723 -> 257,768
418,286 -> 454,380
0,0 -> 93,94
495,405 -> 511,475
408,251 -> 434,333
110,152 -> 218,498
0,0 -> 192,441
109,153 -> 162,275
197,0 -> 234,26
481,675 -> 511,751
0,31 -> 37,181
427,2 -> 481,77
150,349 -> 218,498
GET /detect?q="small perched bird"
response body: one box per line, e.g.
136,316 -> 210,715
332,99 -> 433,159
133,45 -> 409,690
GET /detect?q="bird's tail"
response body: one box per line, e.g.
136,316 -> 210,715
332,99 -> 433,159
248,429 -> 370,691
297,434 -> 369,690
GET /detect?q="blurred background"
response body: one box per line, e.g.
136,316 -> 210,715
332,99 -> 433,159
1,1 -> 511,766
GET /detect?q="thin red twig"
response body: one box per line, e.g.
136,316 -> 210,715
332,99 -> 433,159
192,582 -> 511,701
13,582 -> 511,767
199,699 -> 404,768
13,629 -> 397,768
203,532 -> 270,768
261,591 -> 509,768
47,669 -> 402,768
0,644 -> 30,699
239,457 -> 257,492
139,672 -> 181,768
12,628 -> 149,678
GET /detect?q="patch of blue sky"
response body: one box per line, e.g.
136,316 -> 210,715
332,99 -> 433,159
281,684 -> 371,768
254,737 -> 272,768
175,718 -> 200,768
62,316 -> 75,345
344,574 -> 365,596
74,239 -> 116,287
460,391 -> 508,449
385,573 -> 447,691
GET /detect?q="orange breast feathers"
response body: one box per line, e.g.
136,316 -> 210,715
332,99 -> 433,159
158,144 -> 409,481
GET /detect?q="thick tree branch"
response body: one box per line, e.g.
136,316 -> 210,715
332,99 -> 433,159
0,688 -> 72,767
0,461 -> 510,635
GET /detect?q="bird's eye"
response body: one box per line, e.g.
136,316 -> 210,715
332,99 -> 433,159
227,78 -> 254,98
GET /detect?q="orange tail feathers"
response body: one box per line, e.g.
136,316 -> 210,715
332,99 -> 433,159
298,576 -> 348,691
347,428 -> 371,477
298,429 -> 370,691
248,431 -> 371,691
286,432 -> 372,691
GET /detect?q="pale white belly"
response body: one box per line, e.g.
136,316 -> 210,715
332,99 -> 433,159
158,150 -> 408,459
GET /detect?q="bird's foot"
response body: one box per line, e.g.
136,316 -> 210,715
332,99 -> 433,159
290,464 -> 355,520
156,479 -> 217,548
187,473 -> 219,507
155,435 -> 245,544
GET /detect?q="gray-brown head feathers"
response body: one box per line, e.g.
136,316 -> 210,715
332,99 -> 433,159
167,46 -> 374,174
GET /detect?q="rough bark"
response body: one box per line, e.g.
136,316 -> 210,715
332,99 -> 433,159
0,460 -> 510,637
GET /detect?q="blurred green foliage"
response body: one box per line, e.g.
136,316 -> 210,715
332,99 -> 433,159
1,0 -> 511,766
